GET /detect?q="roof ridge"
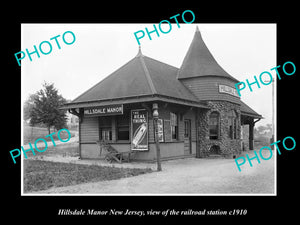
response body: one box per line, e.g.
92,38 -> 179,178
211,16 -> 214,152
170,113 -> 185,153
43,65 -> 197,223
143,55 -> 179,70
135,45 -> 143,57
138,54 -> 157,95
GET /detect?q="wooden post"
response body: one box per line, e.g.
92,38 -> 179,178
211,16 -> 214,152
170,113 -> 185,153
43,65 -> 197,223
153,103 -> 162,171
249,120 -> 254,150
69,108 -> 83,159
78,108 -> 84,159
195,108 -> 201,158
154,118 -> 162,171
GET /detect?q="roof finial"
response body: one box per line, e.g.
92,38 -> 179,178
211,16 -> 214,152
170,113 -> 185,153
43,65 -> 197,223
136,45 -> 143,57
196,25 -> 200,32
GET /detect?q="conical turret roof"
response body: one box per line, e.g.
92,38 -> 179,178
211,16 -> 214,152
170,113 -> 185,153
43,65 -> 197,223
177,27 -> 239,82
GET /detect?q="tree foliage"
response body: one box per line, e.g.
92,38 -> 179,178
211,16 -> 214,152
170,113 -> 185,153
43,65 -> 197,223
26,82 -> 67,134
23,94 -> 36,121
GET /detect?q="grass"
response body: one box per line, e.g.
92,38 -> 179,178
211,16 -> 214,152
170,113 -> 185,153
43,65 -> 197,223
23,128 -> 153,193
23,159 -> 152,193
23,124 -> 77,145
30,141 -> 80,158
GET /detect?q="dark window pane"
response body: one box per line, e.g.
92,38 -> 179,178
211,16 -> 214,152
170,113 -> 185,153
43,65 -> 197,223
117,127 -> 129,140
99,116 -> 112,127
117,114 -> 129,141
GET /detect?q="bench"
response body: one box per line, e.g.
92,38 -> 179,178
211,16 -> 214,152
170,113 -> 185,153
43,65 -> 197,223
96,141 -> 134,163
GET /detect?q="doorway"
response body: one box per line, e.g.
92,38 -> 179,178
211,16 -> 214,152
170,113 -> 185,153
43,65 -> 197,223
184,119 -> 192,155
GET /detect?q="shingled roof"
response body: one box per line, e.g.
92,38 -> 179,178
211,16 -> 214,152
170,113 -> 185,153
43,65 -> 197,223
177,26 -> 239,83
67,47 -> 208,109
63,27 -> 261,119
240,101 -> 262,118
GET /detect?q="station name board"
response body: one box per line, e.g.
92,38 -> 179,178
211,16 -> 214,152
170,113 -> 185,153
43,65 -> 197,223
219,84 -> 239,97
84,104 -> 123,116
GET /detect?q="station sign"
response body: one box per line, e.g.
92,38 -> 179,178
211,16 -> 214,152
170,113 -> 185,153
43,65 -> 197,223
219,84 -> 239,97
84,104 -> 123,116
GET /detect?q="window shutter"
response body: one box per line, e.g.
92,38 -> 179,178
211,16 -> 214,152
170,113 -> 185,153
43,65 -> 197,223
164,120 -> 171,142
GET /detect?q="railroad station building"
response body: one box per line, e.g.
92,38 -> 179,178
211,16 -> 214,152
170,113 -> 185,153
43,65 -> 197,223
63,26 -> 262,161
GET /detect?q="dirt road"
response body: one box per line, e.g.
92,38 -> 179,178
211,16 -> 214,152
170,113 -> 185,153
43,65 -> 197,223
32,150 -> 275,195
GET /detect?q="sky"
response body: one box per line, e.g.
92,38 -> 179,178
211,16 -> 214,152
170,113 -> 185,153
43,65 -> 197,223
21,23 -> 276,127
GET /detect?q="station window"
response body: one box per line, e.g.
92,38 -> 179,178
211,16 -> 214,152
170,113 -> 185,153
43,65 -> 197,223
170,112 -> 178,140
209,112 -> 219,140
101,129 -> 112,141
116,114 -> 129,140
99,117 -> 112,141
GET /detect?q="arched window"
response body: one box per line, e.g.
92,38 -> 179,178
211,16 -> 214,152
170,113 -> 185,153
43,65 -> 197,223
209,112 -> 219,140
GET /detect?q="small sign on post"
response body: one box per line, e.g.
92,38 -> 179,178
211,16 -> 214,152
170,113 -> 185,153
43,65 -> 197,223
156,119 -> 164,142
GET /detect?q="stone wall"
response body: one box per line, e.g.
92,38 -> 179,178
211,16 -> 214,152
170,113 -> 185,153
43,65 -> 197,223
197,101 -> 242,158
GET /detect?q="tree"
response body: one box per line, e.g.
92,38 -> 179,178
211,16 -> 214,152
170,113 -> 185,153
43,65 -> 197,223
257,126 -> 267,134
28,82 -> 67,134
266,123 -> 272,131
23,94 -> 36,121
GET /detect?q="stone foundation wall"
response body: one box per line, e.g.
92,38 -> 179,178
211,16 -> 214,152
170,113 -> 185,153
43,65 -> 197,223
198,101 -> 242,158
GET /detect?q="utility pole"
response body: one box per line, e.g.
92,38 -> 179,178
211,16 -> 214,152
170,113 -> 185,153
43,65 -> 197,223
264,78 -> 275,149
271,77 -> 275,149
